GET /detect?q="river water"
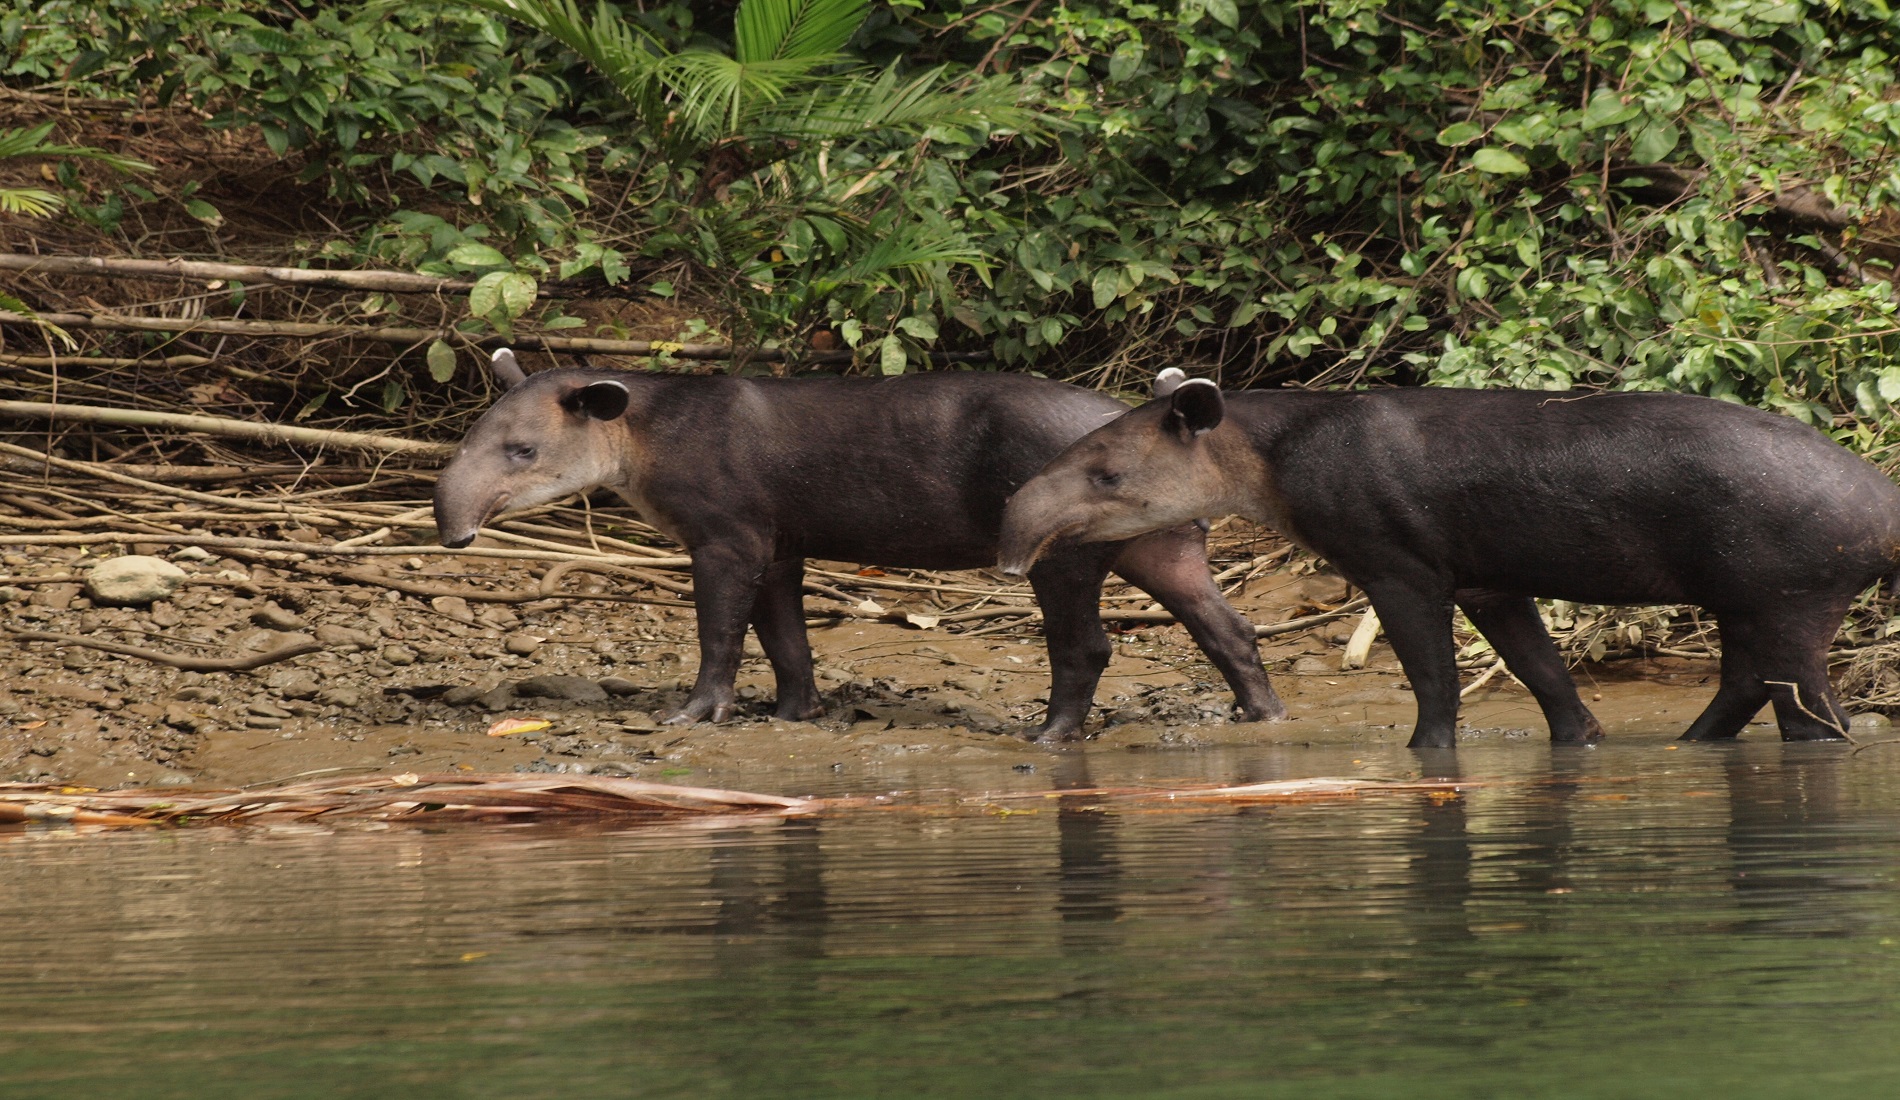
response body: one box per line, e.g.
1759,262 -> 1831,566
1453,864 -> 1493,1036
2,730 -> 1898,1098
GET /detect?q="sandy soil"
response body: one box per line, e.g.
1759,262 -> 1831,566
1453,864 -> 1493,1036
0,539 -> 1745,791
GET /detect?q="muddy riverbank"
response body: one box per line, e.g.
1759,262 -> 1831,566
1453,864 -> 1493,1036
0,535 -> 1764,792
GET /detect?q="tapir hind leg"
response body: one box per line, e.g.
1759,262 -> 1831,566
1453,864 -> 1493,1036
1027,550 -> 1118,742
1685,606 -> 1850,742
1112,526 -> 1285,722
1457,592 -> 1604,743
750,558 -> 824,722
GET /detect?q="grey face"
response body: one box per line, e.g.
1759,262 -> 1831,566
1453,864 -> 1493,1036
998,381 -> 1235,574
433,374 -> 632,548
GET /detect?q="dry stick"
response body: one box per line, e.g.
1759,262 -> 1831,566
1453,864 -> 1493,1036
540,558 -> 694,598
1,353 -> 213,369
0,530 -> 692,568
0,252 -> 642,300
1460,658 -> 1509,699
5,629 -> 321,672
0,400 -> 448,457
4,310 -> 776,362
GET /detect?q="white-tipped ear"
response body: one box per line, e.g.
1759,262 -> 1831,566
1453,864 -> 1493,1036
491,347 -> 527,389
1169,378 -> 1224,436
1154,367 -> 1187,398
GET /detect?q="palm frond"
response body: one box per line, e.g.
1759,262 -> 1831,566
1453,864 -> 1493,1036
734,0 -> 867,63
0,122 -> 154,175
0,188 -> 61,218
760,66 -> 1042,144
457,0 -> 666,123
657,50 -> 836,140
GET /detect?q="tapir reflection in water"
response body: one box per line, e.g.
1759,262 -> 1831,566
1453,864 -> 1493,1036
998,373 -> 1900,749
432,350 -> 1281,739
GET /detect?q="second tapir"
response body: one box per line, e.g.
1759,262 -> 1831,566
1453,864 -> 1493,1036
433,350 -> 1282,739
999,378 -> 1900,749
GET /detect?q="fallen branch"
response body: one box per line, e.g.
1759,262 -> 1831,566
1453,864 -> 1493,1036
0,400 -> 450,457
1,353 -> 213,369
6,629 -> 321,672
0,311 -> 991,364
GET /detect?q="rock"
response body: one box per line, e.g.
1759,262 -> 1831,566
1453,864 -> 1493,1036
266,670 -> 321,700
431,595 -> 476,624
251,602 -> 307,631
0,586 -> 22,604
171,546 -> 216,562
31,582 -> 82,610
1850,712 -> 1892,732
503,633 -> 544,657
478,683 -> 516,711
248,700 -> 293,719
245,716 -> 286,730
315,624 -> 376,650
84,556 -> 186,605
442,685 -> 486,706
598,676 -> 641,697
515,675 -> 609,703
1292,656 -> 1332,673
162,704 -> 204,732
315,685 -> 363,708
380,644 -> 418,666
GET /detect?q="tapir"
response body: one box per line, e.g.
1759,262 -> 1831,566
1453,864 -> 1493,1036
998,376 -> 1900,749
433,350 -> 1282,739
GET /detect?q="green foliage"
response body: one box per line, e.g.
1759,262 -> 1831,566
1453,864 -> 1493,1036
9,0 -> 1900,429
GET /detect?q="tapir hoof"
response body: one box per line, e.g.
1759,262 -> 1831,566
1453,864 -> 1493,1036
775,701 -> 826,722
1237,698 -> 1289,723
1406,728 -> 1458,750
663,701 -> 735,725
1026,722 -> 1087,744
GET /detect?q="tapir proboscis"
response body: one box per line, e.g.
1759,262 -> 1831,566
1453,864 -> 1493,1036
432,351 -> 1282,740
997,378 -> 1900,749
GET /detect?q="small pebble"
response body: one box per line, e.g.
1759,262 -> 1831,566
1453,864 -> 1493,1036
504,633 -> 544,657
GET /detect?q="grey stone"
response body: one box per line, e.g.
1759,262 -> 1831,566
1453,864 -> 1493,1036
431,595 -> 476,624
251,602 -> 307,631
598,676 -> 641,697
479,684 -> 516,711
245,716 -> 286,730
1850,712 -> 1892,732
248,701 -> 293,719
85,556 -> 186,605
315,624 -> 375,650
315,685 -> 363,708
441,685 -> 486,706
1292,656 -> 1332,673
170,546 -> 216,562
515,675 -> 609,703
380,644 -> 418,666
503,633 -> 544,657
266,670 -> 321,700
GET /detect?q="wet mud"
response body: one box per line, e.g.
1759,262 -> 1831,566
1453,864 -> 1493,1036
0,540 -> 1747,792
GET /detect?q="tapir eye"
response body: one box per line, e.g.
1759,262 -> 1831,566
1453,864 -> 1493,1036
1091,470 -> 1123,489
505,442 -> 537,463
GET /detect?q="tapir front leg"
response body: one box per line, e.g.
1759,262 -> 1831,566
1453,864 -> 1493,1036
668,543 -> 767,725
1358,580 -> 1462,749
1027,551 -> 1118,742
1111,525 -> 1285,721
750,557 -> 825,721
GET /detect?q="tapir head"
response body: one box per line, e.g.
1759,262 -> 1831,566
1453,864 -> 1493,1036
998,377 -> 1247,575
433,349 -> 634,548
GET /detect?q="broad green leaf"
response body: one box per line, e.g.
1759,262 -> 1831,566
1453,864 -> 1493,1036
1630,119 -> 1680,164
1878,367 -> 1900,404
468,271 -> 509,318
1092,267 -> 1120,309
1471,147 -> 1530,175
426,339 -> 457,383
648,280 -> 675,297
1108,41 -> 1144,83
1436,121 -> 1485,147
183,198 -> 223,227
896,314 -> 938,339
1581,88 -> 1641,130
447,243 -> 511,269
879,333 -> 907,375
497,273 -> 538,316
1204,0 -> 1240,28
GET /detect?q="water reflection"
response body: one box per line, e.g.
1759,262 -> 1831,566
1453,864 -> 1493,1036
0,738 -> 1896,1095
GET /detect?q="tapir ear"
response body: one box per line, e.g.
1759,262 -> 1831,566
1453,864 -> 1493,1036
1153,367 -> 1187,398
491,347 -> 528,389
562,379 -> 630,421
1168,378 -> 1224,437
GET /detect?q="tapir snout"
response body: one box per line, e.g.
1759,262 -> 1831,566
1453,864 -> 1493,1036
432,349 -> 633,549
999,379 -> 1237,575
